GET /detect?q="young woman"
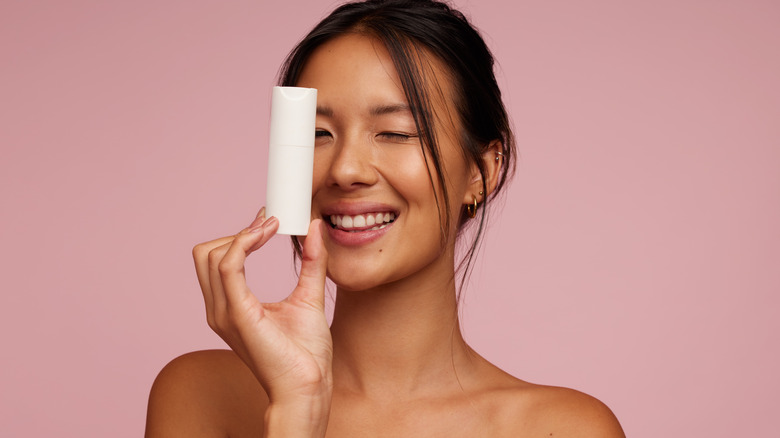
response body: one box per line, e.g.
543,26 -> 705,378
146,1 -> 625,436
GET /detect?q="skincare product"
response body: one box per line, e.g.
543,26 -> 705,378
265,86 -> 317,235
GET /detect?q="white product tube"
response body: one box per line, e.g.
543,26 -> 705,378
265,86 -> 317,235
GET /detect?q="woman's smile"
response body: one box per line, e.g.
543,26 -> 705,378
321,202 -> 399,246
328,212 -> 396,232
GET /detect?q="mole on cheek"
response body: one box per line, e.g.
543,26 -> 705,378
379,249 -> 383,253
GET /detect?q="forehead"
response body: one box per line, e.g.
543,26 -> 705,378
296,34 -> 404,107
295,33 -> 455,117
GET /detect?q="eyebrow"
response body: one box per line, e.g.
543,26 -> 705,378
316,105 -> 334,117
316,103 -> 411,118
370,103 -> 411,116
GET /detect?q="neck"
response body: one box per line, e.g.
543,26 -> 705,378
329,249 -> 476,400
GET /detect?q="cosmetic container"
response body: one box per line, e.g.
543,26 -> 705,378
265,86 -> 317,235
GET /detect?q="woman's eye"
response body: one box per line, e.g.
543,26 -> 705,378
315,129 -> 332,138
378,132 -> 417,142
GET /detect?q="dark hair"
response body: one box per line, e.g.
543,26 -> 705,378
282,0 -> 515,291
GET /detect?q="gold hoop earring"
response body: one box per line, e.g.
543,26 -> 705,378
465,195 -> 478,218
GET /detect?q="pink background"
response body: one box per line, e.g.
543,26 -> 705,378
2,0 -> 778,436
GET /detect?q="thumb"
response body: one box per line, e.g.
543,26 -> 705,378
291,219 -> 328,310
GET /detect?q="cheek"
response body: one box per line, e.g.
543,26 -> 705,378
311,147 -> 331,189
384,144 -> 469,215
379,147 -> 432,195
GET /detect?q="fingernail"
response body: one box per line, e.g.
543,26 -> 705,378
250,216 -> 276,233
247,210 -> 267,229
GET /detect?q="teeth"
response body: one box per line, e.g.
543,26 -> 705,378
328,212 -> 396,230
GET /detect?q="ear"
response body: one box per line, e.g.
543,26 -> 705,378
463,140 -> 503,204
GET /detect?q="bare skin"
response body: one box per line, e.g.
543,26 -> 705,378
145,34 -> 625,438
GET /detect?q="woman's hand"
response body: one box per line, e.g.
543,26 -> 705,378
192,209 -> 331,435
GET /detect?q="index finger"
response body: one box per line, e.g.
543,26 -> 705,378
218,217 -> 280,306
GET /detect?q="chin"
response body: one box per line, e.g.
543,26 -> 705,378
326,261 -> 409,293
327,270 -> 384,293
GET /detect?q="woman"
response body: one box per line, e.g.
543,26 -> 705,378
146,0 -> 625,436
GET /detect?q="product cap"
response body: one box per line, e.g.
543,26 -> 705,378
269,87 -> 317,147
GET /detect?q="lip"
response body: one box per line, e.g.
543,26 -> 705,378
319,201 -> 399,247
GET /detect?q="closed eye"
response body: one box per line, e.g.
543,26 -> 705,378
378,132 -> 418,142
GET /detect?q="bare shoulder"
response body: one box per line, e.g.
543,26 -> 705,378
145,349 -> 268,438
520,384 -> 625,437
491,380 -> 625,438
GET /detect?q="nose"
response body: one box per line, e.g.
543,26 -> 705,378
322,132 -> 378,191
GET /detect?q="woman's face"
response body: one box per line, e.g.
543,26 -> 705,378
296,34 -> 476,291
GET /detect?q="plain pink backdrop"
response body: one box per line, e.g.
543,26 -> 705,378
1,0 -> 778,436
